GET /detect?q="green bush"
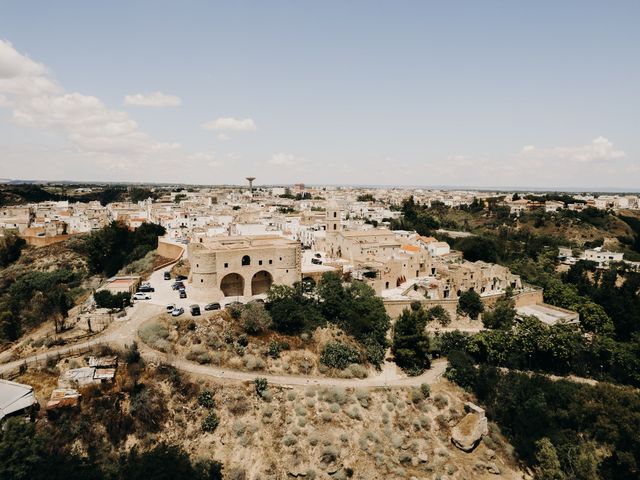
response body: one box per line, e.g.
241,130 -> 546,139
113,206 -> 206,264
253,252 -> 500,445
202,412 -> 219,432
254,377 -> 268,398
94,290 -> 131,310
320,341 -> 361,370
198,390 -> 215,409
457,289 -> 484,319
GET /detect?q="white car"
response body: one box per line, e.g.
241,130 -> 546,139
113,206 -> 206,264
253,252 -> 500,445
171,307 -> 184,317
133,292 -> 151,300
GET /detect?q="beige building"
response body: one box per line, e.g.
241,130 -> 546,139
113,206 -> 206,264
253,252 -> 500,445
188,235 -> 301,301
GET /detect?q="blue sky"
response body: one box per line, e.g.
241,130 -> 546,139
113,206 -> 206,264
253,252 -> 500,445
0,1 -> 638,188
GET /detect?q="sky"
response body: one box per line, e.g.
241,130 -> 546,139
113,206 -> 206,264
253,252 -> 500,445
0,1 -> 638,189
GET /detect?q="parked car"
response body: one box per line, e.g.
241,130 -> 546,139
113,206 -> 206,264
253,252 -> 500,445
171,281 -> 185,290
166,303 -> 175,312
226,301 -> 243,309
204,302 -> 221,311
164,271 -> 171,280
311,258 -> 322,265
179,290 -> 187,299
137,285 -> 155,292
171,307 -> 184,317
133,292 -> 151,300
175,274 -> 188,281
190,304 -> 201,316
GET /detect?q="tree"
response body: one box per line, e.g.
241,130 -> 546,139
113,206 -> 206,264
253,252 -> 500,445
392,305 -> 431,375
534,438 -> 566,480
457,289 -> 484,320
241,303 -> 271,335
576,301 -> 614,336
320,341 -> 362,369
266,283 -> 323,334
455,236 -> 499,263
0,232 -> 26,267
427,305 -> 451,326
94,290 -> 131,310
482,294 -> 516,330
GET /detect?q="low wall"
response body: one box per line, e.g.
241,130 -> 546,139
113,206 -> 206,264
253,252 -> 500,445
23,234 -> 69,247
157,239 -> 185,264
383,287 -> 544,319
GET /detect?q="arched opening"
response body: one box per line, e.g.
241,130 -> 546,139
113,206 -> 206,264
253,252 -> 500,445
251,270 -> 273,295
241,255 -> 251,266
220,273 -> 245,297
302,276 -> 316,292
396,276 -> 406,287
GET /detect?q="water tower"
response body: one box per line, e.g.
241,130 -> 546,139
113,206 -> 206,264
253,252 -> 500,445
246,177 -> 256,195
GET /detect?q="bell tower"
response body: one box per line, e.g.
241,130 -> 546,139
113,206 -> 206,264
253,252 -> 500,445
326,201 -> 341,234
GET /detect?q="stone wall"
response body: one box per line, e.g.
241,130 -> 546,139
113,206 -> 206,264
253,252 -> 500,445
383,287 -> 544,320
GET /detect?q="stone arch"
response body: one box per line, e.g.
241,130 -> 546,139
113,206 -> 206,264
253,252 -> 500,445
242,255 -> 251,266
220,273 -> 245,297
251,270 -> 273,295
302,276 -> 316,291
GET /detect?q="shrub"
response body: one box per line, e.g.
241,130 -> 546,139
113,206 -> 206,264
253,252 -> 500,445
186,345 -> 211,364
94,290 -> 131,310
283,434 -> 298,446
202,411 -> 219,432
267,340 -> 290,358
320,341 -> 362,370
241,303 -> 272,335
244,354 -> 265,371
347,406 -> 362,420
420,383 -> 431,398
254,377 -> 268,398
198,390 -> 215,409
139,320 -> 170,351
227,303 -> 243,320
124,342 -> 141,365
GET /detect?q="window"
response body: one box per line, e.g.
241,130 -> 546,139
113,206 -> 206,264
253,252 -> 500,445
242,255 -> 251,266
333,224 -> 336,230
333,212 -> 337,218
269,259 -> 273,264
201,279 -> 203,283
279,257 -> 282,261
224,263 -> 228,268
196,264 -> 199,268
259,260 -> 263,265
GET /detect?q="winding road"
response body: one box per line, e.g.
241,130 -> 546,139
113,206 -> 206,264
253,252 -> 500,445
0,263 -> 448,388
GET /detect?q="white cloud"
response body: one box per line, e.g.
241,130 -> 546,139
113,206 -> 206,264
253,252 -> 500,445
518,137 -> 626,163
268,153 -> 298,166
0,39 -> 180,168
124,91 -> 182,107
202,117 -> 256,132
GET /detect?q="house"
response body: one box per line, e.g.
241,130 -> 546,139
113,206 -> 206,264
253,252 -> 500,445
0,379 -> 38,422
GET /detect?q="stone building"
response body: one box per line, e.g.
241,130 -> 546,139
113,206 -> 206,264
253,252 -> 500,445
188,235 -> 301,301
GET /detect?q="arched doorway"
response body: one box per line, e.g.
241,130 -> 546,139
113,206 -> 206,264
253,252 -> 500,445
220,273 -> 245,297
251,270 -> 273,295
302,276 -> 316,292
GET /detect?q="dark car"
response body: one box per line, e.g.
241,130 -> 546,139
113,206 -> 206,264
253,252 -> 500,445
204,302 -> 221,311
175,274 -> 188,281
311,258 -> 322,265
171,281 -> 185,291
179,290 -> 187,299
163,271 -> 171,280
138,285 -> 155,293
190,304 -> 201,316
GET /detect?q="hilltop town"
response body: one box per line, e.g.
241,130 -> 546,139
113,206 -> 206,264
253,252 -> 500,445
1,181 -> 639,479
